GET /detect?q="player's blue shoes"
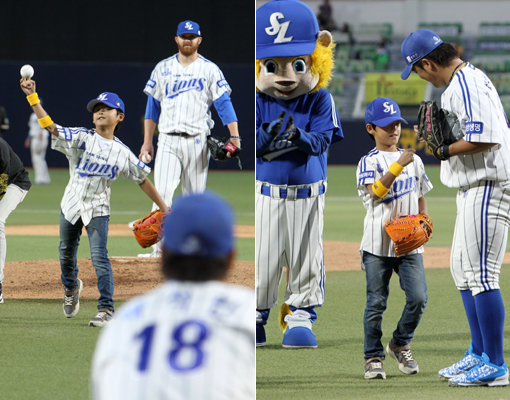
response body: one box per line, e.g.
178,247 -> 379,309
438,343 -> 482,379
448,353 -> 509,386
256,324 -> 266,347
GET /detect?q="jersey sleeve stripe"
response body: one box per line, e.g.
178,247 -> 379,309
458,71 -> 473,120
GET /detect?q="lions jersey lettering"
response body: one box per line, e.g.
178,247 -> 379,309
165,77 -> 206,99
76,157 -> 119,179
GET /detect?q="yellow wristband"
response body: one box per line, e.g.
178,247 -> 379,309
38,115 -> 53,129
372,179 -> 390,198
389,162 -> 404,177
27,92 -> 40,106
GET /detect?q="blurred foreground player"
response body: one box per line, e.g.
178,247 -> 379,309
91,191 -> 255,400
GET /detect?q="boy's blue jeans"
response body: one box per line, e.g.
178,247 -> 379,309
59,213 -> 114,311
363,251 -> 427,360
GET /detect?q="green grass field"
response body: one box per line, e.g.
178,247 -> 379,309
4,166 -> 510,399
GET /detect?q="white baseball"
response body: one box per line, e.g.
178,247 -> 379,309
141,154 -> 152,163
20,64 -> 34,79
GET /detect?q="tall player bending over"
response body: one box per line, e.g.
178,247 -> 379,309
20,79 -> 167,327
402,29 -> 510,387
138,20 -> 241,258
91,191 -> 255,399
357,97 -> 432,379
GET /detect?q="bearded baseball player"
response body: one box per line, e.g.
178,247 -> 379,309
402,29 -> 510,386
255,0 -> 343,348
138,20 -> 241,258
20,78 -> 167,327
91,191 -> 255,400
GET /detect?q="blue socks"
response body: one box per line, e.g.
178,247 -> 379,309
475,289 -> 505,366
460,290 -> 484,356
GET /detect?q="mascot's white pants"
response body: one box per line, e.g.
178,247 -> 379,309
256,180 -> 326,309
0,184 -> 28,282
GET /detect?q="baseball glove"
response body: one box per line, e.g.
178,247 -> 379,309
384,213 -> 433,257
131,209 -> 168,248
207,136 -> 241,161
417,101 -> 464,160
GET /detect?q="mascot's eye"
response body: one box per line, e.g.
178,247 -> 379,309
293,59 -> 306,74
264,60 -> 277,74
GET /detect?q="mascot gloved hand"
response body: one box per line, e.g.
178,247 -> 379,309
255,0 -> 344,349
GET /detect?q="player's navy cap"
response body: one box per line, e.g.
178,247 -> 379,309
256,0 -> 319,59
401,29 -> 443,80
163,191 -> 234,258
365,97 -> 408,127
87,92 -> 125,114
176,20 -> 201,37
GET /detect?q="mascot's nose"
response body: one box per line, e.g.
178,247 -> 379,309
275,80 -> 296,87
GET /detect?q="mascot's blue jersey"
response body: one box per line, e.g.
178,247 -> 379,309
256,89 -> 343,185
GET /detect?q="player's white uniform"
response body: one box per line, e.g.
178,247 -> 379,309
357,149 -> 433,258
28,112 -> 50,184
144,54 -> 232,208
52,126 -> 151,226
440,63 -> 510,295
91,280 -> 255,400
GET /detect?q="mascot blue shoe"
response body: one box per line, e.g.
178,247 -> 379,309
280,304 -> 318,348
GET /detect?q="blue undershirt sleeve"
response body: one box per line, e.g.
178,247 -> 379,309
144,95 -> 161,122
213,92 -> 238,125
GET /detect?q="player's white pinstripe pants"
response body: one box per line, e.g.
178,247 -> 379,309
450,180 -> 510,296
0,184 -> 28,283
256,180 -> 326,309
152,132 -> 209,211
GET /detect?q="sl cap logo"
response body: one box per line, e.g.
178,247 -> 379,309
433,36 -> 441,44
265,12 -> 293,43
97,93 -> 108,101
185,22 -> 194,30
383,101 -> 397,115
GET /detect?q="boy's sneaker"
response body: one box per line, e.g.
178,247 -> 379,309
449,353 -> 509,387
0,282 -> 4,303
365,357 -> 386,379
89,309 -> 114,327
439,344 -> 483,379
63,279 -> 83,318
386,339 -> 419,374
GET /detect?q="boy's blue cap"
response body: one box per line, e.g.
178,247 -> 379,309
87,92 -> 125,114
256,0 -> 318,59
365,97 -> 408,127
163,191 -> 234,258
176,20 -> 201,37
401,29 -> 443,80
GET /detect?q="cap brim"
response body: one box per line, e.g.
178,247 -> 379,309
372,116 -> 408,127
401,64 -> 413,80
87,99 -> 122,113
256,41 -> 317,59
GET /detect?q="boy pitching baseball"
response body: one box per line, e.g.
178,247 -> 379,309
20,78 -> 167,327
357,97 -> 432,379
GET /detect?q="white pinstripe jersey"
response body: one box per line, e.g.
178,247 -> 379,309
441,63 -> 510,188
144,54 -> 232,136
357,149 -> 433,257
52,126 -> 150,226
91,280 -> 255,400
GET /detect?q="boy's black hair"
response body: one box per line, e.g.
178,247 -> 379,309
413,42 -> 459,70
161,250 -> 230,281
114,109 -> 123,132
366,123 -> 376,141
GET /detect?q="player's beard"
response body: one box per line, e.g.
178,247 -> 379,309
178,41 -> 199,56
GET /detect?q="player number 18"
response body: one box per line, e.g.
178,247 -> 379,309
135,320 -> 210,373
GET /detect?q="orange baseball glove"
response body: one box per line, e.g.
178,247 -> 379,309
384,214 -> 433,257
131,209 -> 168,248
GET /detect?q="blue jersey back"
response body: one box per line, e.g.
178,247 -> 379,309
256,89 -> 342,185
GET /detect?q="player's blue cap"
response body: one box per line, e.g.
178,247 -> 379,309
176,20 -> 201,37
365,97 -> 408,127
163,191 -> 234,258
256,0 -> 319,59
401,29 -> 443,80
87,92 -> 125,114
